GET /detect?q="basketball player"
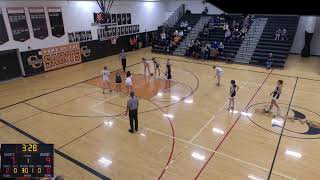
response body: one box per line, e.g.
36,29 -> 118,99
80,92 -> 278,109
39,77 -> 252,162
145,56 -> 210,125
164,59 -> 172,88
228,80 -> 239,111
142,58 -> 151,76
152,57 -> 161,77
119,49 -> 127,72
101,66 -> 111,94
125,71 -> 133,93
265,80 -> 283,116
115,72 -> 122,92
213,66 -> 223,86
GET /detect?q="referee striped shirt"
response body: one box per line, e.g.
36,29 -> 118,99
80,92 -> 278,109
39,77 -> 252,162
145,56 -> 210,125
127,96 -> 139,110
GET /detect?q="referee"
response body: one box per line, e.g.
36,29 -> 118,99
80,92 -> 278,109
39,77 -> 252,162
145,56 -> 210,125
125,91 -> 139,133
119,49 -> 127,72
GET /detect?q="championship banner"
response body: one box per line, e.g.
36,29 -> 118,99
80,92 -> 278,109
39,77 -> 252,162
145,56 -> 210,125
7,8 -> 30,42
29,7 -> 48,39
0,9 -> 9,45
48,7 -> 65,37
41,42 -> 82,72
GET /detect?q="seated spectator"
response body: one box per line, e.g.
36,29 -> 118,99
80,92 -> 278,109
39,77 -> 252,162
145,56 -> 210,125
266,53 -> 273,69
209,48 -> 218,60
234,23 -> 241,31
240,27 -> 248,40
160,32 -> 166,40
211,41 -> 219,50
275,28 -> 282,40
174,35 -> 180,44
185,41 -> 195,56
218,42 -> 224,54
174,30 -> 179,36
232,29 -> 241,40
180,21 -> 185,28
203,27 -> 209,37
226,53 -> 235,64
281,28 -> 288,40
179,30 -> 184,37
223,23 -> 229,31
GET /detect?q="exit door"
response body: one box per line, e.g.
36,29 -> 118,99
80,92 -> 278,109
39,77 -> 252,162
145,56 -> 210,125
0,49 -> 22,81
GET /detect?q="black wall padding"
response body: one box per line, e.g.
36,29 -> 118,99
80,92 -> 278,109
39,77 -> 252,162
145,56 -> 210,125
301,31 -> 313,57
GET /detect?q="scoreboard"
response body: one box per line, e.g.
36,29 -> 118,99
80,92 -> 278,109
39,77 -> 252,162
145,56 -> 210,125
0,144 -> 54,178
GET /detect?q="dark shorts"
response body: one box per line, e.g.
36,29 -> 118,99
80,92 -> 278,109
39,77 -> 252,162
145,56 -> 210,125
167,74 -> 172,80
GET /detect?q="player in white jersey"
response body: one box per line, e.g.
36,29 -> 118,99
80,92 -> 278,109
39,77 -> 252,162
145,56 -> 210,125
101,66 -> 111,94
213,66 -> 223,86
142,58 -> 151,76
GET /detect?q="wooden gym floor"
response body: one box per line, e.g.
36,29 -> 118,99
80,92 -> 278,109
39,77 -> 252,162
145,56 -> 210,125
1,47 -> 320,180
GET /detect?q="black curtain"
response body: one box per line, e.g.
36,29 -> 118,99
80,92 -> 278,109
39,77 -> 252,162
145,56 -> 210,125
301,31 -> 313,57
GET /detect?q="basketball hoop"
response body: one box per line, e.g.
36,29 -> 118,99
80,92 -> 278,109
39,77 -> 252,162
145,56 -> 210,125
110,36 -> 118,45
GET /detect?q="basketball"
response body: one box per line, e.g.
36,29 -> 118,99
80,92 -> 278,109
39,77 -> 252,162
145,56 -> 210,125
151,73 -> 154,76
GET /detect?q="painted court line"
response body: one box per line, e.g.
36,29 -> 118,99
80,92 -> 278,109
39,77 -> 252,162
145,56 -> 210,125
193,71 -> 272,179
144,127 -> 295,180
89,94 -> 120,109
189,81 -> 249,143
90,103 -> 295,180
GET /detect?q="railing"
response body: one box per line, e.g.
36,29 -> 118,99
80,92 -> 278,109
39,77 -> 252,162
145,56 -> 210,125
163,4 -> 185,28
237,18 -> 266,62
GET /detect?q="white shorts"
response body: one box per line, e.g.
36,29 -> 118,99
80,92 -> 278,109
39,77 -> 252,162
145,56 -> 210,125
125,79 -> 132,86
102,78 -> 110,82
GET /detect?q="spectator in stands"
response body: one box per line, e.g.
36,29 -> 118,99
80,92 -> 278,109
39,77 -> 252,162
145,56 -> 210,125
224,28 -> 232,42
234,22 -> 241,31
200,43 -> 208,59
179,30 -> 184,37
203,27 -> 209,38
203,7 -> 208,14
281,28 -> 288,40
185,40 -> 194,56
232,29 -> 241,40
240,27 -> 248,40
180,21 -> 185,28
266,53 -> 273,69
211,41 -> 218,50
209,48 -> 218,60
160,32 -> 166,40
174,30 -> 179,36
275,28 -> 282,40
226,53 -> 235,64
218,42 -> 224,54
223,23 -> 229,31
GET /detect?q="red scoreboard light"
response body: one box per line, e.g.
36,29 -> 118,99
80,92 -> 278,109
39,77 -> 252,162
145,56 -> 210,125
0,144 -> 54,178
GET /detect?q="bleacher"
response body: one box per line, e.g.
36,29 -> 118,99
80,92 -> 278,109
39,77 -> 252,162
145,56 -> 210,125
250,15 -> 299,68
198,15 -> 245,60
152,14 -> 201,54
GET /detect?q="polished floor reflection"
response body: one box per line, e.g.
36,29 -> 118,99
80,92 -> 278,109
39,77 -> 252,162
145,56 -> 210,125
1,48 -> 320,180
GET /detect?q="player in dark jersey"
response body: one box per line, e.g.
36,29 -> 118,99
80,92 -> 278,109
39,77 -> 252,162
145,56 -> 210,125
164,59 -> 172,88
228,80 -> 239,111
265,80 -> 283,115
152,57 -> 161,77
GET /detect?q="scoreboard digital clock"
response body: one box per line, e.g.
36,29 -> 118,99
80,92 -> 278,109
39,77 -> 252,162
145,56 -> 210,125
0,144 -> 54,178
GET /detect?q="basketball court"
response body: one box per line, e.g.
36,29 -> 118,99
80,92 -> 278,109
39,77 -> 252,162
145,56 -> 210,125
0,47 -> 320,179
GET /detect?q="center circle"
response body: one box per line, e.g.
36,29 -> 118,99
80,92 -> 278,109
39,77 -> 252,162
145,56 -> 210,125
246,102 -> 320,139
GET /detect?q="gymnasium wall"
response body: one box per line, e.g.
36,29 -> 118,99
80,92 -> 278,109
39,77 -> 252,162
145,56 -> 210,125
165,0 -> 223,14
0,0 -> 167,52
291,16 -> 320,56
